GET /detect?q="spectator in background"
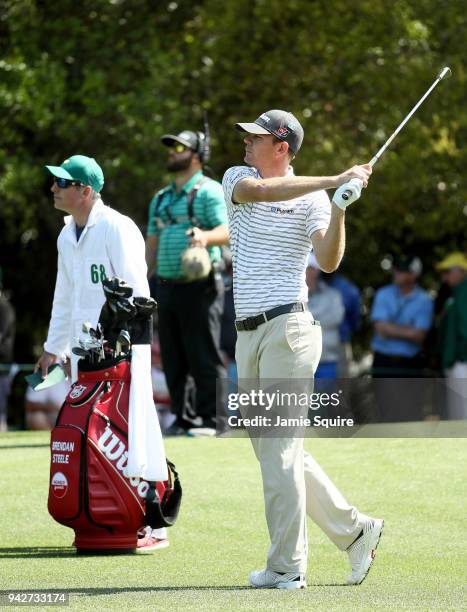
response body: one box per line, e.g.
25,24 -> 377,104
371,256 -> 433,377
0,267 -> 16,431
370,256 -> 434,422
324,269 -> 361,376
436,252 -> 467,419
423,278 -> 452,375
306,253 -> 344,381
145,129 -> 229,436
24,379 -> 71,430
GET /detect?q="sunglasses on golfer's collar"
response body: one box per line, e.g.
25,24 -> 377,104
53,177 -> 85,189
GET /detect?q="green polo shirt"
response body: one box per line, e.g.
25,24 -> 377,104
439,278 -> 467,368
147,171 -> 228,279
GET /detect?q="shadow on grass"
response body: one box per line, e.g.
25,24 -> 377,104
308,583 -> 349,587
0,547 -> 77,559
1,547 -> 170,559
0,549 -> 349,588
0,585 -> 348,596
0,444 -> 49,450
0,586 -> 253,595
1,547 -> 186,559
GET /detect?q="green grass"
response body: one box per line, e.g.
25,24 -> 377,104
0,432 -> 465,611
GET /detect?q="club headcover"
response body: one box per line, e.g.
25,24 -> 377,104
102,277 -> 133,301
133,297 -> 158,318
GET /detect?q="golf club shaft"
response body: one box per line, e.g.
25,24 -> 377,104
369,67 -> 450,168
341,67 -> 451,200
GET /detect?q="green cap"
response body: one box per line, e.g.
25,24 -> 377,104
45,155 -> 104,193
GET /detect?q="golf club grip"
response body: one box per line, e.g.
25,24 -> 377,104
341,177 -> 365,201
342,159 -> 376,200
341,185 -> 356,201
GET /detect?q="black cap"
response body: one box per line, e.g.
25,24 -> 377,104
161,130 -> 199,151
235,109 -> 304,154
393,256 -> 422,276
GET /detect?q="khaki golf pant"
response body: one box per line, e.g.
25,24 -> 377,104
236,310 -> 364,574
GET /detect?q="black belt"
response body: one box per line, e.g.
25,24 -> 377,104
235,302 -> 317,332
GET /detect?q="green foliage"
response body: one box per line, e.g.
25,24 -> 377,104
0,0 -> 466,358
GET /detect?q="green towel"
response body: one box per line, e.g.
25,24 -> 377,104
25,364 -> 67,391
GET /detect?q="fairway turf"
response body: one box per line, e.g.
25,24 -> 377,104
0,432 -> 465,611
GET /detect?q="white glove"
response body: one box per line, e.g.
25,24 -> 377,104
332,178 -> 363,210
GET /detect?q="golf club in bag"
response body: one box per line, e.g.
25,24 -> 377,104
48,278 -> 182,552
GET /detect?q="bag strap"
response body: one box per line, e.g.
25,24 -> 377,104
187,177 -> 209,228
145,460 -> 182,528
152,189 -> 175,230
153,177 -> 210,230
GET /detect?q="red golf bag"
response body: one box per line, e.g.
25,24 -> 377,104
48,356 -> 181,552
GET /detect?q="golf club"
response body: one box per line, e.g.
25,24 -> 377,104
116,329 -> 131,357
82,321 -> 92,335
87,326 -> 98,339
72,346 -> 91,359
87,326 -> 105,360
86,338 -> 105,363
342,66 -> 452,201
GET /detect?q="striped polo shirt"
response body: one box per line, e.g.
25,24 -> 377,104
147,171 -> 228,279
222,165 -> 331,319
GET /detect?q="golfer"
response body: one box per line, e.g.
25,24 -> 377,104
222,109 -> 383,589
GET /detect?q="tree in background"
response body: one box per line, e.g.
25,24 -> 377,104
0,0 -> 465,360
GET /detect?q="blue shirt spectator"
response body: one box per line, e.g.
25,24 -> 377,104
327,274 -> 361,342
371,284 -> 434,358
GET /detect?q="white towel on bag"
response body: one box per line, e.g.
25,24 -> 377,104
125,344 -> 168,481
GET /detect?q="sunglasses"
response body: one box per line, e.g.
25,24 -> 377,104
169,144 -> 188,153
53,177 -> 85,189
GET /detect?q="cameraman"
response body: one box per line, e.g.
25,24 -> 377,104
145,130 -> 229,435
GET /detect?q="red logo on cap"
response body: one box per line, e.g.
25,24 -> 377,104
276,127 -> 289,137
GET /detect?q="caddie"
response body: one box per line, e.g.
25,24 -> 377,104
35,154 -> 168,552
36,155 -> 148,382
222,109 -> 383,588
